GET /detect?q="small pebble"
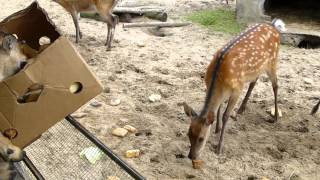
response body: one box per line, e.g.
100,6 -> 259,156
186,174 -> 196,179
124,125 -> 137,133
149,94 -> 161,102
112,128 -> 128,137
303,78 -> 313,84
150,156 -> 160,163
72,112 -> 87,118
120,118 -> 129,123
175,154 -> 185,159
110,98 -> 121,106
136,42 -> 146,47
90,101 -> 102,107
108,75 -> 116,81
104,87 -> 111,93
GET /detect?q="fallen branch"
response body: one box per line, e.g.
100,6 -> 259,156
81,6 -> 168,22
123,22 -> 191,28
113,6 -> 166,15
114,6 -> 167,22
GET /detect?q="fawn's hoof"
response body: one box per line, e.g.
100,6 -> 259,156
237,107 -> 245,114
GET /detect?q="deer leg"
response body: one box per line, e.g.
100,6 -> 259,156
268,71 -> 279,122
311,100 -> 320,115
77,13 -> 83,39
238,79 -> 258,114
100,14 -> 116,50
106,14 -> 118,50
70,10 -> 81,43
106,23 -> 112,49
215,106 -> 222,134
217,92 -> 240,154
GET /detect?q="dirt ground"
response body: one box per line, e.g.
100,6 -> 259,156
2,0 -> 320,179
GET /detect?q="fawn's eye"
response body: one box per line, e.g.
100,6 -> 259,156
198,137 -> 204,142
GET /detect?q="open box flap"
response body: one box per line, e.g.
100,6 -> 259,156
0,1 -> 60,50
0,2 -> 103,148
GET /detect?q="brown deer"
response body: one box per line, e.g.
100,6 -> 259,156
183,19 -> 286,161
0,31 -> 27,81
52,0 -> 119,50
311,99 -> 320,115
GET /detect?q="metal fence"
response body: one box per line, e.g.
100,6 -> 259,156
15,116 -> 145,180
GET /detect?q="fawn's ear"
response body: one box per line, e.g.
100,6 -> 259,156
2,34 -> 17,52
183,102 -> 198,117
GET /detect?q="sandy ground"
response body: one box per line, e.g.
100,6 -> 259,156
2,0 -> 320,179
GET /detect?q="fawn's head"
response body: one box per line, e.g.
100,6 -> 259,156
183,102 -> 212,160
0,133 -> 24,162
0,32 -> 27,81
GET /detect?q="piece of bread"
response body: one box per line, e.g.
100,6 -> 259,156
192,159 -> 204,169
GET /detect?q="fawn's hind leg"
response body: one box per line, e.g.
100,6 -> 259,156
102,15 -> 116,50
311,100 -> 320,115
70,9 -> 81,43
217,91 -> 240,154
267,70 -> 279,122
238,79 -> 258,114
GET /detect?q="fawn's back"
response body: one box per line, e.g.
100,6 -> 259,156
53,0 -> 116,12
205,24 -> 280,90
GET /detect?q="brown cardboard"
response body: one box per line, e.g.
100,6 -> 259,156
0,1 -> 103,148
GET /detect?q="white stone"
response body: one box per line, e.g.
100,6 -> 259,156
303,78 -> 313,84
137,41 -> 146,47
110,98 -> 121,106
149,94 -> 161,102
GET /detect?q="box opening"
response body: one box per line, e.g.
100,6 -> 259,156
69,82 -> 83,94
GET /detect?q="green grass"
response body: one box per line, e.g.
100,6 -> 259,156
186,9 -> 245,34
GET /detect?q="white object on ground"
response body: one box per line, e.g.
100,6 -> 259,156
79,147 -> 104,164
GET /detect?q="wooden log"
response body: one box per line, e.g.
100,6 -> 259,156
113,6 -> 168,21
144,12 -> 167,22
123,22 -> 191,28
113,6 -> 166,15
80,6 -> 168,22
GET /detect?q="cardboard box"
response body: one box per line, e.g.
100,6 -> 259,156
0,2 -> 103,148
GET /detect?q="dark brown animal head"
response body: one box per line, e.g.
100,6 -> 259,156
183,102 -> 212,160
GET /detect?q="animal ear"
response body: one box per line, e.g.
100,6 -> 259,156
183,102 -> 198,117
2,34 -> 17,52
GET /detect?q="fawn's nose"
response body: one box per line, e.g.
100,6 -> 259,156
188,151 -> 194,160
